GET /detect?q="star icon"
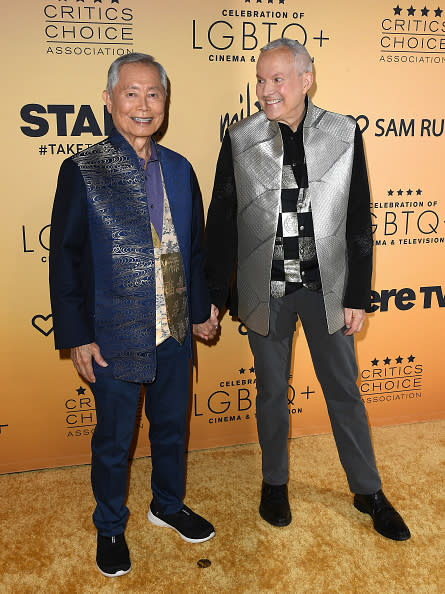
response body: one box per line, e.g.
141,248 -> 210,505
371,358 -> 379,366
250,367 -> 255,373
111,0 -> 119,4
76,386 -> 86,395
406,188 -> 413,195
435,7 -> 443,16
396,356 -> 403,364
407,355 -> 415,362
421,6 -> 430,16
393,5 -> 402,15
407,5 -> 416,15
397,189 -> 403,196
76,0 -> 85,3
416,188 -> 422,195
245,0 -> 251,3
388,189 -> 394,196
256,0 -> 262,4
268,0 -> 273,3
94,0 -> 102,4
239,368 -> 245,374
279,0 -> 285,4
383,357 -> 391,365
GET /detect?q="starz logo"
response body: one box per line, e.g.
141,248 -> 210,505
392,5 -> 443,16
370,355 -> 416,366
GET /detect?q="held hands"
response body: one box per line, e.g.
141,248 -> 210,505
193,304 -> 220,341
344,308 -> 366,335
70,342 -> 108,383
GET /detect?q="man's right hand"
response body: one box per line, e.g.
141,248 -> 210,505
70,342 -> 108,383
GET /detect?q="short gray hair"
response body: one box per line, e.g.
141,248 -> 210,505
106,52 -> 168,96
260,38 -> 313,73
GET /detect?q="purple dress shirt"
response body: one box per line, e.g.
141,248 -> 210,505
140,139 -> 164,239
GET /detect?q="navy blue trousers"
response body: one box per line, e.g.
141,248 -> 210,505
89,337 -> 190,537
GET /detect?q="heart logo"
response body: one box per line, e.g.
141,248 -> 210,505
32,314 -> 53,337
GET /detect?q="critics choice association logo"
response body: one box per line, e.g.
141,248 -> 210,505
43,0 -> 135,57
65,385 -> 141,438
380,4 -> 445,63
65,385 -> 97,437
192,0 -> 330,64
360,354 -> 423,405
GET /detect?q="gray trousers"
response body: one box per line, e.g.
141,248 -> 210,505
247,288 -> 382,494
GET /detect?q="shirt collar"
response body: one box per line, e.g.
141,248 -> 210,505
279,95 -> 308,137
108,128 -> 158,168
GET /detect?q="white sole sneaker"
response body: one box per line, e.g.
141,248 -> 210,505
147,509 -> 215,543
96,563 -> 132,578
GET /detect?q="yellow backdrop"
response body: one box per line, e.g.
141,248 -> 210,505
1,0 -> 444,473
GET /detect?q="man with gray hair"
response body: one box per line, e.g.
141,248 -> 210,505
50,52 -> 217,577
205,38 -> 410,541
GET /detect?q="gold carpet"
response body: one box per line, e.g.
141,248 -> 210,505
1,420 -> 444,593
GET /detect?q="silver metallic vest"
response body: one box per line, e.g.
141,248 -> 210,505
228,97 -> 356,335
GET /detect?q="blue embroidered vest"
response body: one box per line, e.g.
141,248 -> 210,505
73,132 -> 157,383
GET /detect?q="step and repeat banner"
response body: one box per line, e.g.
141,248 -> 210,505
1,0 -> 444,472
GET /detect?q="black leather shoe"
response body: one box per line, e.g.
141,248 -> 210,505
354,490 -> 411,541
259,482 -> 292,527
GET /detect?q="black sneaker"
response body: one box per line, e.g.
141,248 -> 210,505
96,533 -> 131,578
148,502 -> 215,543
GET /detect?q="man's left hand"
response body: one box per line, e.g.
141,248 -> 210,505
344,308 -> 366,335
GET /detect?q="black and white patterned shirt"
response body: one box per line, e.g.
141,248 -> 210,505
270,119 -> 321,298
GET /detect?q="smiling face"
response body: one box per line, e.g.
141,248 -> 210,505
102,61 -> 165,152
256,47 -> 313,131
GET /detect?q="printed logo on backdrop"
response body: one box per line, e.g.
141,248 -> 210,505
32,314 -> 54,336
65,386 -> 145,437
65,385 -> 96,437
220,102 -> 445,143
370,285 -> 445,311
20,103 -> 113,158
360,354 -> 423,406
43,0 -> 135,57
192,0 -> 330,65
21,223 -> 51,265
193,362 -> 317,425
371,187 -> 443,247
380,4 -> 445,64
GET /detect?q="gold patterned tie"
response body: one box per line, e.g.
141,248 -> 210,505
160,250 -> 188,344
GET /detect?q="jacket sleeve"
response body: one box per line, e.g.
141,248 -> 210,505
343,124 -> 373,311
49,158 -> 94,349
204,132 -> 238,312
189,165 -> 212,324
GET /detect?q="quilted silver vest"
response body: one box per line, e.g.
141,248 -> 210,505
228,97 -> 356,335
